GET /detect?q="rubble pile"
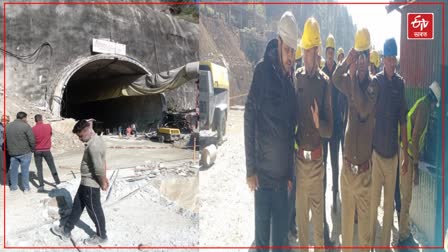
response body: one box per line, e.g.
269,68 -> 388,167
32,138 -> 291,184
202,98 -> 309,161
2,95 -> 83,154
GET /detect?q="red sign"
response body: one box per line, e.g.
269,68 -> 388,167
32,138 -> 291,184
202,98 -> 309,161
407,13 -> 434,40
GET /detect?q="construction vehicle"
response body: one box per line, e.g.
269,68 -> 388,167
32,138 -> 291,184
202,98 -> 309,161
199,62 -> 230,144
98,60 -> 229,146
157,127 -> 181,142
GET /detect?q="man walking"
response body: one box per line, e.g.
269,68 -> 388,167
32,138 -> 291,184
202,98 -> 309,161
294,17 -> 333,249
244,11 -> 297,250
397,81 -> 441,246
32,114 -> 61,192
6,112 -> 35,193
332,27 -> 377,250
51,119 -> 109,245
370,37 -> 409,249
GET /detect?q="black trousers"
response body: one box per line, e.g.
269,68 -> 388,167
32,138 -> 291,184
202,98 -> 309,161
255,185 -> 289,251
34,151 -> 60,186
64,185 -> 107,239
395,157 -> 401,217
323,135 -> 341,194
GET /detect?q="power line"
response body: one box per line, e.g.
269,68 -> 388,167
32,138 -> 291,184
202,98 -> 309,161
0,42 -> 53,64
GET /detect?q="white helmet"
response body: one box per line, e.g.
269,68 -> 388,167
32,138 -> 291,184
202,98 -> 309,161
429,81 -> 441,107
278,11 -> 299,49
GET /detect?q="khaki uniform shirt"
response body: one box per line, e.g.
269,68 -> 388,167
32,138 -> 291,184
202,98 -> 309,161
294,67 -> 333,150
332,60 -> 378,165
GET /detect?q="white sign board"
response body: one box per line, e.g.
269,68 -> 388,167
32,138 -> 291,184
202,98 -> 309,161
92,39 -> 126,55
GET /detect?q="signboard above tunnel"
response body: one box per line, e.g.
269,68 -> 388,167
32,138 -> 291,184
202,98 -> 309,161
92,38 -> 126,55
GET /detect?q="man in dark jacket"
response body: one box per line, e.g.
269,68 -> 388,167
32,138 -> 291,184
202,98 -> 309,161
244,11 -> 297,250
370,38 -> 409,248
6,111 -> 35,193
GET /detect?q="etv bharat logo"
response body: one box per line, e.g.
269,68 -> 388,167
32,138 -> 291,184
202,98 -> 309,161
407,13 -> 434,40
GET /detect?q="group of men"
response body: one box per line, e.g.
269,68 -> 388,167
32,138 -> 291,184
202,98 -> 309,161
1,113 -> 109,245
244,11 -> 441,251
1,112 -> 60,192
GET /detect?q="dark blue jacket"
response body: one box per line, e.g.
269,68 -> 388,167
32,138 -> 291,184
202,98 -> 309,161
244,38 -> 296,187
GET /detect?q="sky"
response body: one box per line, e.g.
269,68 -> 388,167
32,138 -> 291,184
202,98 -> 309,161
337,0 -> 402,56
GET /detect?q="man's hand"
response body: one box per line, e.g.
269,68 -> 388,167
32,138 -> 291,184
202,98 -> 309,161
409,143 -> 418,160
401,154 -> 409,175
247,175 -> 259,192
346,48 -> 358,66
98,176 -> 110,191
311,99 -> 320,129
288,180 -> 293,193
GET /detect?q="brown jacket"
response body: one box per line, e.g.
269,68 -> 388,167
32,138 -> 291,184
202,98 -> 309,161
294,67 -> 333,150
332,60 -> 378,164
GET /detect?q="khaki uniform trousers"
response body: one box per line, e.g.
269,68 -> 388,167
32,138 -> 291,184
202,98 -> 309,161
370,150 -> 398,249
341,161 -> 372,251
295,155 -> 325,251
398,148 -> 416,241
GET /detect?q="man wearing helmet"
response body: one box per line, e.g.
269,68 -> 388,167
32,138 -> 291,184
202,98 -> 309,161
397,81 -> 441,246
244,11 -> 297,250
294,17 -> 333,250
370,37 -> 410,248
332,27 -> 378,250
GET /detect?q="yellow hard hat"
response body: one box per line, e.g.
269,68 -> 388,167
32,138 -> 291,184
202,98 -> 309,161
326,34 -> 335,49
337,47 -> 344,57
354,27 -> 371,52
295,42 -> 302,59
370,50 -> 380,68
300,17 -> 321,50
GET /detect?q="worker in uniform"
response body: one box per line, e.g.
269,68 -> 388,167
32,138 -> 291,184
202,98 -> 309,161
370,37 -> 409,249
336,47 -> 348,156
369,50 -> 380,75
294,17 -> 333,250
397,81 -> 441,246
287,43 -> 303,240
322,34 -> 343,213
244,11 -> 297,250
337,47 -> 345,64
332,27 -> 377,250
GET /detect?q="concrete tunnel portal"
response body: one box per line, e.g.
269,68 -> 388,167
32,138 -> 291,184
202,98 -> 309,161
52,55 -> 164,134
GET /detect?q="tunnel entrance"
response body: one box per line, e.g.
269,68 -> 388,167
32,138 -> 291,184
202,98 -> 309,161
53,55 -> 164,134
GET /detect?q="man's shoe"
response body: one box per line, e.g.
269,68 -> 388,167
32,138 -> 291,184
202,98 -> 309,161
37,186 -> 45,193
51,225 -> 71,241
398,233 -> 419,247
83,234 -> 108,245
9,188 -> 19,193
290,225 -> 298,237
405,234 -> 419,246
23,189 -> 31,194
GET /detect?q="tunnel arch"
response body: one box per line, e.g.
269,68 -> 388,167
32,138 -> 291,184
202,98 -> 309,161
51,54 -> 150,116
51,54 -> 164,133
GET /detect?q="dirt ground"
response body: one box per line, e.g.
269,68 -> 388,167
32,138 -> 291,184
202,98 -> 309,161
1,135 -> 199,250
199,108 -> 428,251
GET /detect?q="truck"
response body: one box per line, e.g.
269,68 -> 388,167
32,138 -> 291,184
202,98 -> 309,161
199,62 -> 230,144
